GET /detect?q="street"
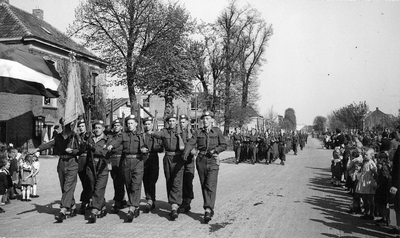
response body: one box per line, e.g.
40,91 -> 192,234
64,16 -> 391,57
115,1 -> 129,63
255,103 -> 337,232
0,138 -> 395,238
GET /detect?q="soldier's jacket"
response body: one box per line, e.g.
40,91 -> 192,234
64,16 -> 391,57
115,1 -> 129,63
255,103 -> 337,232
109,130 -> 144,155
184,127 -> 227,156
232,133 -> 242,146
107,131 -> 123,155
87,133 -> 109,160
72,131 -> 91,156
152,127 -> 189,152
38,132 -> 79,156
143,131 -> 163,153
292,134 -> 299,144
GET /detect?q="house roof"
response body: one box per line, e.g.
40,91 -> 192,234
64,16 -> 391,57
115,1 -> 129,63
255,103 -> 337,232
106,98 -> 130,115
0,2 -> 105,65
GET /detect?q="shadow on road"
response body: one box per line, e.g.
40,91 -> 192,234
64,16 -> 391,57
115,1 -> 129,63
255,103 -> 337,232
17,200 -> 60,216
305,166 -> 392,238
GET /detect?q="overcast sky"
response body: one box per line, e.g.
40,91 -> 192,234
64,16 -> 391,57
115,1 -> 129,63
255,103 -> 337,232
11,0 -> 400,125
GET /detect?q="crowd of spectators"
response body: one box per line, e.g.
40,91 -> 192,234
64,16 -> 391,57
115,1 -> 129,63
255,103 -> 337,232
327,126 -> 400,235
0,143 -> 40,213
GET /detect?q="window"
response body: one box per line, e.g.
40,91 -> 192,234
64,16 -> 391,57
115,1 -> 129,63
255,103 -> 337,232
143,97 -> 150,108
43,97 -> 57,108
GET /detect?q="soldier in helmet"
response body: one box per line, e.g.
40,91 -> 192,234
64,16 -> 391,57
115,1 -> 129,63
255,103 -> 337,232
85,120 -> 110,223
149,114 -> 186,220
142,116 -> 163,212
33,118 -> 80,222
107,115 -> 147,222
183,111 -> 227,223
107,119 -> 127,213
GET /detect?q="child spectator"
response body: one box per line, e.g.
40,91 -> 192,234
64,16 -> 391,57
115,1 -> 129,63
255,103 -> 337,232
355,148 -> 378,220
347,148 -> 363,214
0,153 -> 8,212
7,148 -> 19,199
331,146 -> 343,187
20,154 -> 34,202
375,152 -> 391,226
31,153 -> 40,198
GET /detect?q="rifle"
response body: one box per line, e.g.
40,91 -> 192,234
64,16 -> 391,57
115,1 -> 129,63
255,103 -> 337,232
136,102 -> 143,134
176,106 -> 185,151
186,107 -> 192,139
153,110 -> 158,131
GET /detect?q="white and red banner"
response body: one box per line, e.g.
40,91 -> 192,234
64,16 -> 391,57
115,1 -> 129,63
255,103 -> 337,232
64,61 -> 85,125
0,43 -> 60,98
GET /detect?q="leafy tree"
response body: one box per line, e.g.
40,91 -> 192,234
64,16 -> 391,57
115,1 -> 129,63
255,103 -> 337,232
332,101 -> 369,130
283,108 -> 296,131
68,0 -> 193,115
327,112 -> 346,132
313,116 -> 327,133
264,105 -> 278,129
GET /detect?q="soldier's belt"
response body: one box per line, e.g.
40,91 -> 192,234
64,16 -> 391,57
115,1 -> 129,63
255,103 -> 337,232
110,154 -> 121,158
165,151 -> 182,156
125,154 -> 141,159
59,155 -> 75,160
80,153 -> 87,157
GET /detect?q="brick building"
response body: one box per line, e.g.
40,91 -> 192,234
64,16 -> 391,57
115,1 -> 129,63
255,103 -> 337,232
0,0 -> 107,149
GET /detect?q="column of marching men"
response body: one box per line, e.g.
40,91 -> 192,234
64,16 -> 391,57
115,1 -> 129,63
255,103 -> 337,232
231,128 -> 308,166
31,110 -> 226,224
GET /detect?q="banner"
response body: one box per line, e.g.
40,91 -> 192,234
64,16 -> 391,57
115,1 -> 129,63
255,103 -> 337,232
64,61 -> 85,125
0,43 -> 60,98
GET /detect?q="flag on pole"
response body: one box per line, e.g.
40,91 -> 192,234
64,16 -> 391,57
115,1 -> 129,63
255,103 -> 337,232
0,43 -> 60,98
64,60 -> 85,125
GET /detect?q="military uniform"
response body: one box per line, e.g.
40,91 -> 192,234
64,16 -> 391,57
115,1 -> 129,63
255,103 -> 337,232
109,115 -> 145,222
37,118 -> 79,222
85,120 -> 110,223
142,117 -> 162,211
248,132 -> 258,164
74,121 -> 92,214
179,114 -> 195,213
152,114 -> 185,220
277,133 -> 286,165
183,111 -> 227,223
107,119 -> 126,212
232,131 -> 242,164
292,132 -> 299,155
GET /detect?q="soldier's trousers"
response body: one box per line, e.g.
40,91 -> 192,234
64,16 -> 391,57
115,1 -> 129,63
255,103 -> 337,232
86,159 -> 109,211
57,157 -> 78,209
143,153 -> 159,202
278,144 -> 286,161
163,154 -> 184,205
293,143 -> 298,154
233,144 -> 241,163
250,145 -> 257,163
182,155 -> 195,202
110,155 -> 125,203
196,153 -> 219,211
78,154 -> 91,203
123,157 -> 144,207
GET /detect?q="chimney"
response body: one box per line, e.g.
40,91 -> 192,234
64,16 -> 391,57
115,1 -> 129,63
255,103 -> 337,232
32,8 -> 44,20
0,0 -> 9,4
376,107 -> 379,111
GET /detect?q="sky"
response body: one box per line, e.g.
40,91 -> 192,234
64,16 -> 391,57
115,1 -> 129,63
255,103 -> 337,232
10,0 -> 400,125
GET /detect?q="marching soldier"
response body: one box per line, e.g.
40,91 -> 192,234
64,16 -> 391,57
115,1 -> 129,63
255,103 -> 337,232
33,118 -> 79,222
85,120 -> 110,223
277,131 -> 286,165
248,128 -> 258,164
264,130 -> 273,164
300,131 -> 306,150
107,115 -> 147,222
75,119 -> 92,215
142,117 -> 162,212
183,111 -> 227,223
107,119 -> 126,213
178,114 -> 195,213
292,131 -> 299,155
150,114 -> 186,220
232,128 -> 242,164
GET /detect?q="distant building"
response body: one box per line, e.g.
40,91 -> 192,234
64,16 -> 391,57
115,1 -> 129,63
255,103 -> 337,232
0,0 -> 107,149
363,107 -> 395,130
